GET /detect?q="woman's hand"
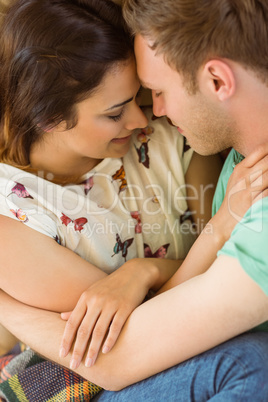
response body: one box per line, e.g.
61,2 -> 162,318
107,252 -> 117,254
213,144 -> 268,242
59,258 -> 159,370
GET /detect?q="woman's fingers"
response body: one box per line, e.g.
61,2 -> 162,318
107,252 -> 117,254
69,309 -> 101,370
84,309 -> 130,367
251,176 -> 268,204
250,169 -> 268,191
68,305 -> 132,370
59,302 -> 87,358
58,263 -> 150,369
101,311 -> 128,354
242,144 -> 268,168
83,311 -> 115,368
61,311 -> 72,321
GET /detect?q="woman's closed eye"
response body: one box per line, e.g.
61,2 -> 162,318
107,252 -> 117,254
108,108 -> 125,122
107,87 -> 142,122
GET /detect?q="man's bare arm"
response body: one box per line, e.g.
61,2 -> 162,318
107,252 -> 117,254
1,255 -> 267,391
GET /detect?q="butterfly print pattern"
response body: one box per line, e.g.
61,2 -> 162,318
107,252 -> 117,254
10,208 -> 29,223
152,195 -> 159,204
8,182 -> 33,199
180,208 -> 194,225
112,233 -> 134,261
80,176 -> 94,195
130,211 -> 142,233
112,166 -> 127,193
60,213 -> 88,232
54,235 -> 61,245
134,127 -> 153,169
183,137 -> 191,153
144,243 -> 170,258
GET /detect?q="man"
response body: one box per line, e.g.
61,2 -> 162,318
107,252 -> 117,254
94,0 -> 268,398
1,0 -> 268,400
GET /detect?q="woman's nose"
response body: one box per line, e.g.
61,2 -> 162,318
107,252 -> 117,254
125,104 -> 148,131
152,91 -> 166,117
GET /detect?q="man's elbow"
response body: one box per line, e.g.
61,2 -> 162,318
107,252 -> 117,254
83,365 -> 133,392
97,373 -> 132,391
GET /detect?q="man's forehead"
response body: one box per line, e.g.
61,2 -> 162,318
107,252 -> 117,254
134,34 -> 154,60
134,34 -> 162,88
134,34 -> 181,90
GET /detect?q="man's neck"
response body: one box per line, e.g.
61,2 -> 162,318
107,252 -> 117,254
230,63 -> 268,156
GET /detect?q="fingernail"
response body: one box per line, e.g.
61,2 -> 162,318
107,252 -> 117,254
59,347 -> 66,358
70,358 -> 78,370
85,357 -> 93,367
102,345 -> 109,354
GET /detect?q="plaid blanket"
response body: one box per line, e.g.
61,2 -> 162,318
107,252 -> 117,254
0,346 -> 102,401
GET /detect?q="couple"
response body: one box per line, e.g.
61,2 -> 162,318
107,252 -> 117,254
0,0 -> 268,400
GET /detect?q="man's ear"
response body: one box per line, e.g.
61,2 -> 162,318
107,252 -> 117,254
200,59 -> 235,101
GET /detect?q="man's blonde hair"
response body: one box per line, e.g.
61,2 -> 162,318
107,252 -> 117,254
123,0 -> 268,89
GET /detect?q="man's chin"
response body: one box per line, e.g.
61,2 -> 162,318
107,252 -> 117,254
189,142 -> 220,156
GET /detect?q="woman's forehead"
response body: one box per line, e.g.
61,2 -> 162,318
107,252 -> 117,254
82,59 -> 139,110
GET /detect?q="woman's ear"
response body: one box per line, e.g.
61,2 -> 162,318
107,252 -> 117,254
37,120 -> 66,133
199,59 -> 236,101
37,123 -> 55,133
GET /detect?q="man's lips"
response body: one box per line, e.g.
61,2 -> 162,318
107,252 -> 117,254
169,118 -> 184,134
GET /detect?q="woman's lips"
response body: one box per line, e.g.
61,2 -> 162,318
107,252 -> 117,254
111,135 -> 132,144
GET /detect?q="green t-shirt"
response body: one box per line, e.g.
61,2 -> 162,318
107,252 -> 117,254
212,148 -> 268,332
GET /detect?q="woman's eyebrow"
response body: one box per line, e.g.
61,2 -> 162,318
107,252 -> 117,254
104,97 -> 133,111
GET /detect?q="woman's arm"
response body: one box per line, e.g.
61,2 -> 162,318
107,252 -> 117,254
153,153 -> 222,293
185,152 -> 223,229
0,214 -> 106,312
0,214 -> 180,313
0,323 -> 17,355
1,255 -> 268,390
157,152 -> 224,292
0,212 -> 181,359
157,152 -> 223,291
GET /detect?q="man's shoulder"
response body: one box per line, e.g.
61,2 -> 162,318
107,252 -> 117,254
218,197 -> 268,296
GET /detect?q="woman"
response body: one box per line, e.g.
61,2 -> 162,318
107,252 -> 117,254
0,0 -> 266,401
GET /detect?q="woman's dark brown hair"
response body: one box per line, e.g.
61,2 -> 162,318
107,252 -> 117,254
0,0 -> 133,168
